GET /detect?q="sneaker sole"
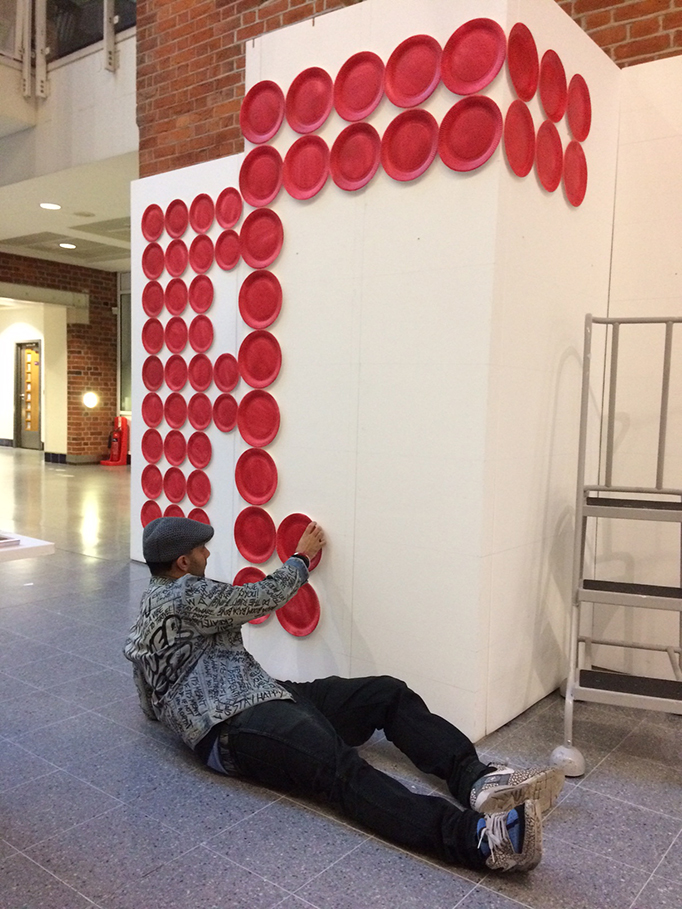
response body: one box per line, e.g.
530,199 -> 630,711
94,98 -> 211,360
474,767 -> 564,815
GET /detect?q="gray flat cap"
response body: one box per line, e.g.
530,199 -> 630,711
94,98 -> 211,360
143,516 -> 214,563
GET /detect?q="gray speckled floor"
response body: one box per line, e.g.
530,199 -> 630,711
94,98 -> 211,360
1,448 -> 681,908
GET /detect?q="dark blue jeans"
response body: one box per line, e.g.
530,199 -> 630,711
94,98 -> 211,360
219,675 -> 491,869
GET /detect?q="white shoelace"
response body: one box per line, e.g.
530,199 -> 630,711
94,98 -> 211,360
477,812 -> 511,859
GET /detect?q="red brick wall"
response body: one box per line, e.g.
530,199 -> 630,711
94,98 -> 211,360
557,0 -> 682,65
137,0 -> 682,179
0,252 -> 118,461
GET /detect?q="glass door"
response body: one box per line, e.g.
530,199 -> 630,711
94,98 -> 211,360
15,341 -> 42,450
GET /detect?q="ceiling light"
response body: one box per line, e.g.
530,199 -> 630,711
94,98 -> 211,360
40,202 -> 61,210
59,242 -> 76,249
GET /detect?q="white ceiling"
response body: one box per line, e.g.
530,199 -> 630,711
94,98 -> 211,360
0,151 -> 137,273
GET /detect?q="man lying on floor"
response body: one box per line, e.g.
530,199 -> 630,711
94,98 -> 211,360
124,516 -> 564,873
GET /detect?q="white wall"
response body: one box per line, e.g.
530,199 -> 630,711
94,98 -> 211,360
130,0 -> 621,740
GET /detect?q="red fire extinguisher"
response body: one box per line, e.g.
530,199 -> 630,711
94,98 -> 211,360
101,416 -> 129,466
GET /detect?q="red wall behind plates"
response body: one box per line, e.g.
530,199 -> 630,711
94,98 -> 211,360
137,0 -> 682,179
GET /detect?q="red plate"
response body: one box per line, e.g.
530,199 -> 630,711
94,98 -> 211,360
164,392 -> 187,429
239,270 -> 282,329
283,136 -> 329,200
240,209 -> 283,269
141,428 -> 163,464
237,390 -> 280,447
142,243 -> 164,280
164,504 -> 185,518
189,315 -> 214,353
239,145 -> 283,208
213,393 -> 238,432
164,429 -> 187,466
277,584 -> 320,636
216,187 -> 243,229
385,35 -> 442,108
142,356 -> 164,391
165,278 -> 188,315
188,354 -> 213,391
330,123 -> 381,191
238,330 -> 282,389
439,96 -> 502,172
189,234 -> 214,274
504,100 -> 535,177
164,466 -> 187,503
165,199 -> 189,238
142,281 -> 164,317
142,392 -> 164,427
215,230 -> 241,271
187,469 -> 211,507
535,119 -> 563,192
141,499 -> 162,527
567,74 -> 591,142
276,512 -> 322,570
189,275 -> 214,313
141,464 -> 163,499
507,22 -> 539,102
214,353 -> 239,392
381,109 -> 438,181
539,50 -> 567,122
142,318 -> 164,354
164,354 -> 188,391
233,566 -> 270,624
234,506 -> 276,563
334,51 -> 384,121
188,393 -> 213,430
142,204 -> 164,242
240,80 -> 285,144
441,18 -> 506,95
188,507 -> 210,524
165,317 -> 188,354
189,193 -> 215,233
235,448 -> 278,505
165,239 -> 188,278
286,67 -> 333,134
187,431 -> 212,469
563,140 -> 588,207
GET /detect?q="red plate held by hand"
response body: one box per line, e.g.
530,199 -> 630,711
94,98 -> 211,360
330,123 -> 381,191
188,393 -> 213,430
142,356 -> 164,391
507,22 -> 539,102
216,187 -> 243,229
535,119 -> 563,192
164,466 -> 187,503
539,50 -> 567,122
240,80 -> 285,144
189,234 -> 214,274
213,393 -> 238,432
277,584 -> 320,637
239,270 -> 282,329
334,51 -> 385,122
214,353 -> 239,392
283,136 -> 329,200
142,204 -> 164,242
504,100 -> 535,177
240,209 -> 283,269
189,315 -> 214,353
441,18 -> 506,96
238,330 -> 282,389
187,469 -> 211,507
164,392 -> 187,429
165,278 -> 188,315
142,281 -> 164,317
142,392 -> 163,427
276,512 -> 322,570
188,354 -> 213,391
439,96 -> 502,172
286,67 -> 333,134
164,354 -> 188,391
164,430 -> 187,466
238,390 -> 280,447
235,448 -> 278,505
189,193 -> 214,234
239,145 -> 283,208
385,34 -> 442,108
234,506 -> 276,563
187,431 -> 212,469
381,109 -> 438,181
215,230 -> 241,271
165,199 -> 189,238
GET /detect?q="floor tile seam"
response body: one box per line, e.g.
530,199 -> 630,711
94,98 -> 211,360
648,825 -> 682,883
10,801 -> 125,853
195,848 -> 314,899
1,765 -> 62,797
544,828 -> 673,877
0,850 -> 105,907
577,777 -> 682,821
285,837 -> 378,898
626,869 -> 659,909
198,793 -> 291,847
453,881 -> 533,909
10,704 -> 131,754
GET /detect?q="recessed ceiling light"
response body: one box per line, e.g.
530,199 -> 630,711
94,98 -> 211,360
59,242 -> 77,249
40,202 -> 61,210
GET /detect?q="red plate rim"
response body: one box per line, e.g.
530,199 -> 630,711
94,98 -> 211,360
165,278 -> 188,315
142,356 -> 164,391
187,469 -> 212,507
240,208 -> 284,270
141,392 -> 164,427
164,354 -> 188,391
563,139 -> 588,207
535,119 -> 563,192
381,109 -> 439,181
141,463 -> 163,499
165,199 -> 189,239
567,73 -> 591,142
163,429 -> 187,466
141,500 -> 162,526
334,50 -> 385,122
539,49 -> 567,122
441,17 -> 506,96
239,145 -> 283,208
187,392 -> 213,430
189,234 -> 214,275
237,389 -> 280,448
165,316 -> 188,354
165,239 -> 189,278
235,447 -> 278,505
142,281 -> 164,317
188,314 -> 214,353
189,193 -> 215,234
282,135 -> 330,201
385,34 -> 442,108
276,584 -> 320,636
188,353 -> 213,391
503,99 -> 535,178
142,318 -> 164,354
215,229 -> 241,271
213,352 -> 240,392
164,392 -> 188,429
286,66 -> 334,134
141,428 -> 163,464
189,274 -> 214,313
238,270 -> 283,329
330,122 -> 381,191
276,511 -> 322,570
240,79 -> 286,144
141,204 -> 164,242
507,22 -> 539,102
238,329 -> 282,389
234,505 -> 276,563
438,95 -> 503,172
215,186 -> 243,229
187,431 -> 212,469
213,393 -> 238,432
142,243 -> 164,280
163,466 -> 187,504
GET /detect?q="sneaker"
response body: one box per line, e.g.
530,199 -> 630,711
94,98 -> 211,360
477,800 -> 543,872
470,764 -> 564,814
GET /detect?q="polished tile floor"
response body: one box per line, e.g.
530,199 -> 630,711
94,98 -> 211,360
0,447 -> 681,908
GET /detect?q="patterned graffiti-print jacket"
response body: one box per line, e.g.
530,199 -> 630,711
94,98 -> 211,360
123,557 -> 308,749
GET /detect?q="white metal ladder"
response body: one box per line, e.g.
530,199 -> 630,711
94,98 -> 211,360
552,314 -> 682,777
